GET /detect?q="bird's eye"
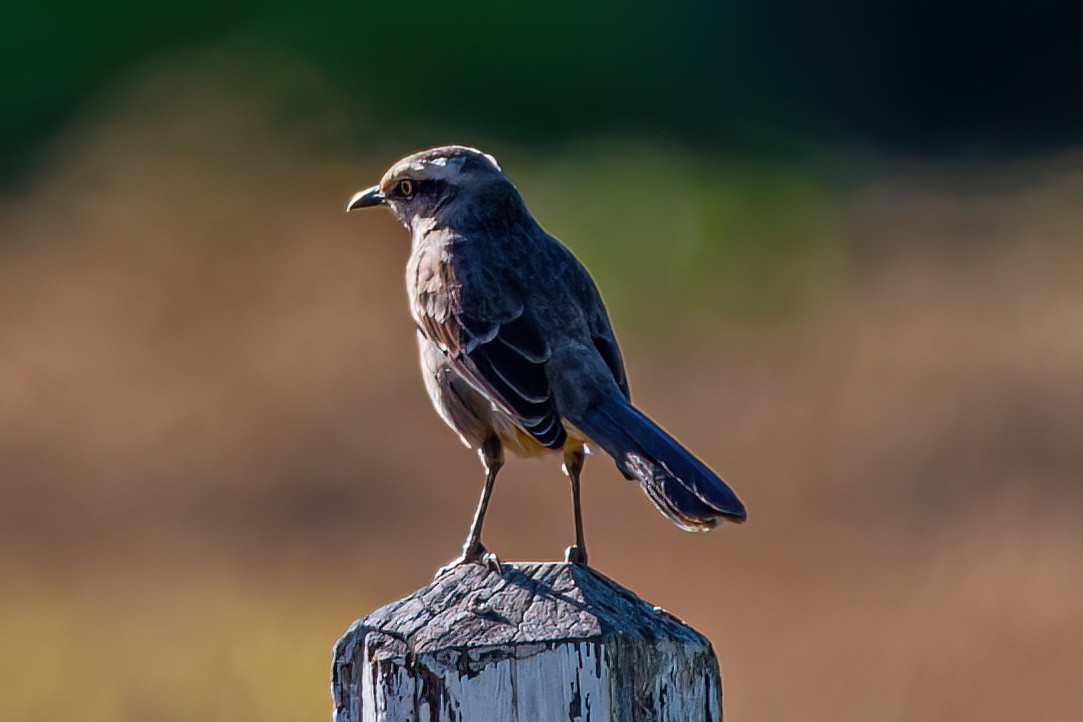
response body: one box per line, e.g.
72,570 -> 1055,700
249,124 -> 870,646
397,179 -> 415,197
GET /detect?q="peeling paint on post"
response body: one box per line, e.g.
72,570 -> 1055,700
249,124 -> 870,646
331,562 -> 723,721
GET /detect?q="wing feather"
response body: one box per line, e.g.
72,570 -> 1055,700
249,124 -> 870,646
412,250 -> 566,449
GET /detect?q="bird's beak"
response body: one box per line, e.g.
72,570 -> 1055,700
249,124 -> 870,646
346,185 -> 385,212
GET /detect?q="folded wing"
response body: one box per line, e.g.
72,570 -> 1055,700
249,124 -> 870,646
417,292 -> 567,450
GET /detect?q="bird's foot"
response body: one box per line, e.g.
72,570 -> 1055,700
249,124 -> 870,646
563,545 -> 589,566
435,542 -> 502,578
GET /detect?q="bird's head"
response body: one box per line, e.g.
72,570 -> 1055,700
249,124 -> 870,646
346,146 -> 518,231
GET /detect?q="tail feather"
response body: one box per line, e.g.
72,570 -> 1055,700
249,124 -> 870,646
573,392 -> 746,531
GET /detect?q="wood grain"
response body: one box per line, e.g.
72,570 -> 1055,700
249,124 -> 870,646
332,562 -> 722,721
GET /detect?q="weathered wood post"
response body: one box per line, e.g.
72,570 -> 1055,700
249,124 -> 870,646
331,562 -> 723,721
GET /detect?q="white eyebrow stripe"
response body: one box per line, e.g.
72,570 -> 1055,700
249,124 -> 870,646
382,147 -> 503,186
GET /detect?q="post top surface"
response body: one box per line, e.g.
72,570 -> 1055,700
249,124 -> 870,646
338,562 -> 710,657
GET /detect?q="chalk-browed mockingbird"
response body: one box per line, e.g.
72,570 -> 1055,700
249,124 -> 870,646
348,146 -> 745,568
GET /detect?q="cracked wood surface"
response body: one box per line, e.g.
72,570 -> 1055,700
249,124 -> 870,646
332,562 -> 722,721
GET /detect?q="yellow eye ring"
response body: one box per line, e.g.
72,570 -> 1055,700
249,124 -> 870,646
397,179 -> 415,197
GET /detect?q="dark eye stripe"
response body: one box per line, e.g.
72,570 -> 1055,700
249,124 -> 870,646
393,179 -> 449,201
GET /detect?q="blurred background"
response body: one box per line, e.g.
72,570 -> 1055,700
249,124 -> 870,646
2,2 -> 1081,720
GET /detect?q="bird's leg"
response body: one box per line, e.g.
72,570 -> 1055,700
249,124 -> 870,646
563,446 -> 589,566
437,436 -> 503,577
463,436 -> 503,561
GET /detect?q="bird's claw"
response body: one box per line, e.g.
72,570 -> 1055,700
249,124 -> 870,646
435,543 -> 503,578
564,545 -> 589,566
476,550 -> 503,575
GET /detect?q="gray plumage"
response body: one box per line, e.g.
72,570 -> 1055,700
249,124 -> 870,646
347,146 -> 745,567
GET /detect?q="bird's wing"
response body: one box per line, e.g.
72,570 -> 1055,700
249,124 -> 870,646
588,308 -> 629,400
412,241 -> 567,449
557,247 -> 630,400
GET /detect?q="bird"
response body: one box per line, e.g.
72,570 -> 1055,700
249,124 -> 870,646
347,145 -> 745,569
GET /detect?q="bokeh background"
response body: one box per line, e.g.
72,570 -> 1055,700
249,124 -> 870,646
3,2 -> 1082,720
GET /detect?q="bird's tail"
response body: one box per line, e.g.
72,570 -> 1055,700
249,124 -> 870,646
572,392 -> 746,531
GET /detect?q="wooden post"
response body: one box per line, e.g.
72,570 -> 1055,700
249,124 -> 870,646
331,562 -> 723,721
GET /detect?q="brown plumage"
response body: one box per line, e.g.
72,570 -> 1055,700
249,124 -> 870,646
347,146 -> 745,569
